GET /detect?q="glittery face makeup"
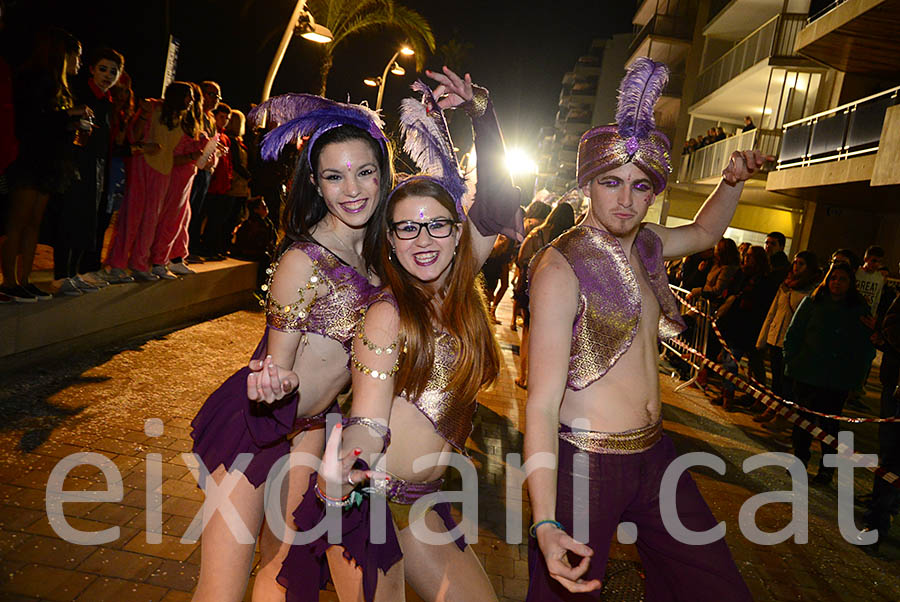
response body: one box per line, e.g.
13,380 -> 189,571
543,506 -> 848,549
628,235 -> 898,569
315,139 -> 381,229
583,163 -> 655,239
390,194 -> 461,289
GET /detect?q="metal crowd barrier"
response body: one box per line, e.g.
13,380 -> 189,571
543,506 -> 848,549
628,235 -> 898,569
662,284 -> 710,393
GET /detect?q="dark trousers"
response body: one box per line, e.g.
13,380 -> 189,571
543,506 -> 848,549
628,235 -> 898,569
864,352 -> 900,533
53,246 -> 84,279
80,207 -> 112,273
200,194 -> 242,257
187,169 -> 212,254
526,434 -> 751,601
790,380 -> 848,478
766,344 -> 786,396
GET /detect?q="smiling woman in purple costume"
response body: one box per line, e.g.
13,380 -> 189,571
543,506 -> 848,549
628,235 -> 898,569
189,95 -> 394,601
277,67 -> 523,602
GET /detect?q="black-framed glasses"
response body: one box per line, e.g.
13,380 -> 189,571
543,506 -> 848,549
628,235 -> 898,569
390,219 -> 458,240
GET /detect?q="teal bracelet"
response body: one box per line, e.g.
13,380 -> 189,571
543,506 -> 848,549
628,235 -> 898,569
529,519 -> 564,538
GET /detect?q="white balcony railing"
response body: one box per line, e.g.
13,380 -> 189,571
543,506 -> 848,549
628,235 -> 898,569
695,13 -> 807,102
678,128 -> 781,183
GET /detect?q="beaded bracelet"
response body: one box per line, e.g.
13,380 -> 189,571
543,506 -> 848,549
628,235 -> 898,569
314,482 -> 363,509
529,519 -> 564,538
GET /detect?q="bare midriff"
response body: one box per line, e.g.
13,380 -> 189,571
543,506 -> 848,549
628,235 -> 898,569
558,254 -> 662,434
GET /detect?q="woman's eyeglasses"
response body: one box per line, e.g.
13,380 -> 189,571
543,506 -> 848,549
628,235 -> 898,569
390,219 -> 458,240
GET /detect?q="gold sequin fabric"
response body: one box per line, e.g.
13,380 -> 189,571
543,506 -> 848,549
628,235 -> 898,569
559,420 -> 662,454
531,226 -> 686,391
264,241 -> 379,352
401,332 -> 475,454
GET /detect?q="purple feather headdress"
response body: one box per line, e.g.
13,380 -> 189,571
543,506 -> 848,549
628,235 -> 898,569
391,80 -> 469,220
577,58 -> 672,194
247,93 -> 387,162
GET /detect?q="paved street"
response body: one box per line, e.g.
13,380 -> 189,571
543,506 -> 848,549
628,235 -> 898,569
0,291 -> 898,601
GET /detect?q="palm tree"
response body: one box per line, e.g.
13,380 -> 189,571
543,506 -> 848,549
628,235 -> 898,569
308,0 -> 435,95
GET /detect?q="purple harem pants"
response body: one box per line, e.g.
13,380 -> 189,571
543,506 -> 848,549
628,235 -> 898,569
526,432 -> 752,601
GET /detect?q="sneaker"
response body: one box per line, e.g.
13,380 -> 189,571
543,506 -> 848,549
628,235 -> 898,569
168,261 -> 196,275
132,270 -> 159,282
79,272 -> 109,288
151,264 -> 178,280
0,284 -> 38,303
106,267 -> 135,284
203,253 -> 226,262
72,275 -> 101,292
22,283 -> 53,300
185,254 -> 206,264
57,278 -> 83,296
87,269 -> 117,284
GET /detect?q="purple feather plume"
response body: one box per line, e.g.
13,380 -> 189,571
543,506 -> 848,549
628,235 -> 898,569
616,58 -> 669,140
398,81 -> 468,210
249,94 -> 386,161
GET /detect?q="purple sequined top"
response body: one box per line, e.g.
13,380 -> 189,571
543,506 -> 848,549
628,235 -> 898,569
265,241 -> 380,353
529,225 -> 686,391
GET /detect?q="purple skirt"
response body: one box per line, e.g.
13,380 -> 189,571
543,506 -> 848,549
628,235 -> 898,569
190,328 -> 337,488
278,471 -> 465,602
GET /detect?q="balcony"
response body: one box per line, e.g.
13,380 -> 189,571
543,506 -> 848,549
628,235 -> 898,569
705,0 -> 800,40
677,128 -> 782,184
628,13 -> 693,66
776,84 -> 899,168
796,0 -> 900,73
695,13 -> 809,102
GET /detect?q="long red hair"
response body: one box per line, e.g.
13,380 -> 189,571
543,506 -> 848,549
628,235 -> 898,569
376,178 -> 500,403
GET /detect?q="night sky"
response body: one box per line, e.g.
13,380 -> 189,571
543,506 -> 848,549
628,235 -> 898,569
6,0 -> 633,159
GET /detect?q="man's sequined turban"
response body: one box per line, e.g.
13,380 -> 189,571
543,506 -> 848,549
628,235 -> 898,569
577,58 -> 672,195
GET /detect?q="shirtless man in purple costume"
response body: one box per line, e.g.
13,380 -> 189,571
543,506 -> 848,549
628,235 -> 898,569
524,58 -> 770,600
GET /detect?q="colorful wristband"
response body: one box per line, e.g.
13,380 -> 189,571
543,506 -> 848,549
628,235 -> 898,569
529,519 -> 564,538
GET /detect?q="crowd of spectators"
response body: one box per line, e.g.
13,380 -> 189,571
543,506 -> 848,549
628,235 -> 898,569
681,116 -> 757,155
668,233 -> 899,550
0,26 -> 283,304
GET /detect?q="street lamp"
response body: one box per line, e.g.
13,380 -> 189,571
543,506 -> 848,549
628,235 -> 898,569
368,46 -> 415,111
261,0 -> 333,103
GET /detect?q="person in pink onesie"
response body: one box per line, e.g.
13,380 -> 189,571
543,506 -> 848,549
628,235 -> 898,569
105,81 -> 192,281
149,83 -> 210,278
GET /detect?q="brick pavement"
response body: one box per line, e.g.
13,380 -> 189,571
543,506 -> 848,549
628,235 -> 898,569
1,289 -> 898,601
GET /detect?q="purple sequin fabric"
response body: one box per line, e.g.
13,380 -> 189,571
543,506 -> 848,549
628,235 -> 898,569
529,225 -> 686,391
266,240 -> 380,353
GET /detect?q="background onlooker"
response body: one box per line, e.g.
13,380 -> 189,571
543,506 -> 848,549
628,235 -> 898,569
510,199 -> 551,331
753,250 -> 819,423
2,27 -> 92,302
713,245 -> 776,409
229,196 -> 276,298
51,46 -> 123,295
197,103 -> 236,260
185,80 -> 221,263
856,245 -> 885,317
513,201 -> 575,388
784,261 -> 875,486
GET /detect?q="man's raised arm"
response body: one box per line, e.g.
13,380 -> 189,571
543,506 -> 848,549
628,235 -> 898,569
646,149 -> 772,259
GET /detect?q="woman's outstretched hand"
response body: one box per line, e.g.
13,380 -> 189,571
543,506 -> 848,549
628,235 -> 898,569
425,66 -> 474,110
317,423 -> 386,498
247,354 -> 299,403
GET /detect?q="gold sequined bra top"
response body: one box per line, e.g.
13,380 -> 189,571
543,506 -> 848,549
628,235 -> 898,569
530,225 -> 686,391
402,330 -> 474,454
368,294 -> 474,454
264,241 -> 380,352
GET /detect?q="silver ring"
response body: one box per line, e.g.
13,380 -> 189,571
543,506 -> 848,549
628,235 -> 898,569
348,473 -> 355,487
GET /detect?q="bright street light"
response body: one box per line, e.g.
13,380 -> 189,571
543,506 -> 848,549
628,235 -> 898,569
506,148 -> 538,176
373,45 -> 415,111
261,0 -> 333,102
364,77 -> 381,87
